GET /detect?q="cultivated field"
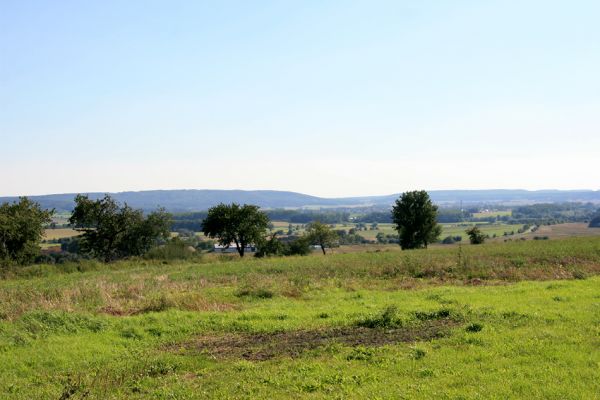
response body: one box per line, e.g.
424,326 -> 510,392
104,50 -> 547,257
270,221 -> 534,242
1,237 -> 600,398
43,228 -> 81,240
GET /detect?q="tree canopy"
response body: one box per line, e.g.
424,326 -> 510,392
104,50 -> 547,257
69,194 -> 171,262
391,191 -> 441,250
305,221 -> 339,255
0,197 -> 53,266
466,226 -> 487,244
201,203 -> 269,257
589,210 -> 600,228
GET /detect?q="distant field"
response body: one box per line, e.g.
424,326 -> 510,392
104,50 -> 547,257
472,210 -> 512,218
268,221 -> 599,244
42,228 -> 80,240
441,223 -> 525,239
1,237 -> 599,398
521,223 -> 600,239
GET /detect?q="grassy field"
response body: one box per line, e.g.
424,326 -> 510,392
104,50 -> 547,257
441,223 -> 525,239
1,237 -> 600,398
270,221 -> 533,242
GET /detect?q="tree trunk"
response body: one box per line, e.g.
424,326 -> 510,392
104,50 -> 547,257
238,240 -> 245,257
321,244 -> 326,255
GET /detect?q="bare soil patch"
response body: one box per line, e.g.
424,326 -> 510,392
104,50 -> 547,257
172,319 -> 457,361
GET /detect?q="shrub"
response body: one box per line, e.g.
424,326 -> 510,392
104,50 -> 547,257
144,238 -> 199,261
466,226 -> 486,244
236,287 -> 274,299
284,237 -> 312,256
355,305 -> 401,329
466,322 -> 483,332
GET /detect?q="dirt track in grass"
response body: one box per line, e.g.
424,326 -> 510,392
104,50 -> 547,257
170,319 -> 458,361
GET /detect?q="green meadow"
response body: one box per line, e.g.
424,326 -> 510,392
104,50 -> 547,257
1,237 -> 600,399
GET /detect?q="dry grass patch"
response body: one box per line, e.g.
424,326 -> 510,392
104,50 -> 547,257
171,319 -> 457,361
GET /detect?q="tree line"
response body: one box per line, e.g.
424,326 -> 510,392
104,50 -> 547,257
5,189 -> 555,266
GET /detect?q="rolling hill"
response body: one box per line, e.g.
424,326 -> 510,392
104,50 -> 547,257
1,189 -> 600,212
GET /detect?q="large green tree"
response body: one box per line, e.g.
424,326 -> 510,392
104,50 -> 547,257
0,197 -> 54,266
69,194 -> 171,262
202,203 -> 269,257
305,221 -> 339,255
391,190 -> 442,249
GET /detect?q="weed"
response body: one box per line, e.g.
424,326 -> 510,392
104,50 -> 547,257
120,327 -> 144,340
236,287 -> 274,299
346,346 -> 375,361
414,308 -> 451,321
411,347 -> 426,360
466,323 -> 483,333
355,305 -> 401,328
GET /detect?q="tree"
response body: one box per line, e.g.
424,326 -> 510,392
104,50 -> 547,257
285,235 -> 311,256
391,190 -> 442,250
255,232 -> 286,258
69,194 -> 171,262
305,221 -> 339,255
0,197 -> 54,266
201,203 -> 269,257
466,226 -> 486,244
589,211 -> 600,228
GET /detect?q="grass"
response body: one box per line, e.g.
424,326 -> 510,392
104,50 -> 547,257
440,223 -> 525,239
268,221 -> 535,242
1,236 -> 600,398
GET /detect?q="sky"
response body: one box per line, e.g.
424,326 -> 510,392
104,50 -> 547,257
1,0 -> 599,197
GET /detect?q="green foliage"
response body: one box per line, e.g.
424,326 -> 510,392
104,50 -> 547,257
144,238 -> 200,261
202,203 -> 269,257
355,305 -> 401,328
69,194 -> 171,262
589,211 -> 600,228
391,191 -> 442,249
284,236 -> 312,256
0,197 -> 53,266
236,287 -> 274,299
466,322 -> 484,332
305,221 -> 339,255
466,226 -> 487,245
442,235 -> 462,244
255,233 -> 286,257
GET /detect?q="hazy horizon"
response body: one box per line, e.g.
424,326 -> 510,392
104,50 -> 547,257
2,1 -> 599,197
2,187 -> 599,200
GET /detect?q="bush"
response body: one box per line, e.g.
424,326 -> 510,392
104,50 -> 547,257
466,226 -> 486,245
236,287 -> 274,299
442,235 -> 462,244
284,237 -> 312,256
144,238 -> 199,261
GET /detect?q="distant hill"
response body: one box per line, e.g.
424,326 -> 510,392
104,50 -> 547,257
1,189 -> 599,212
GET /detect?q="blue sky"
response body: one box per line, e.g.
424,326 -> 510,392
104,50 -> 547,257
1,0 -> 599,197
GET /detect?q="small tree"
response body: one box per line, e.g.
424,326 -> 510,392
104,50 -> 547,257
0,197 -> 54,266
284,235 -> 312,256
306,221 -> 338,255
69,194 -> 171,261
391,191 -> 441,249
201,203 -> 269,257
255,232 -> 286,258
466,226 -> 486,244
589,211 -> 600,228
